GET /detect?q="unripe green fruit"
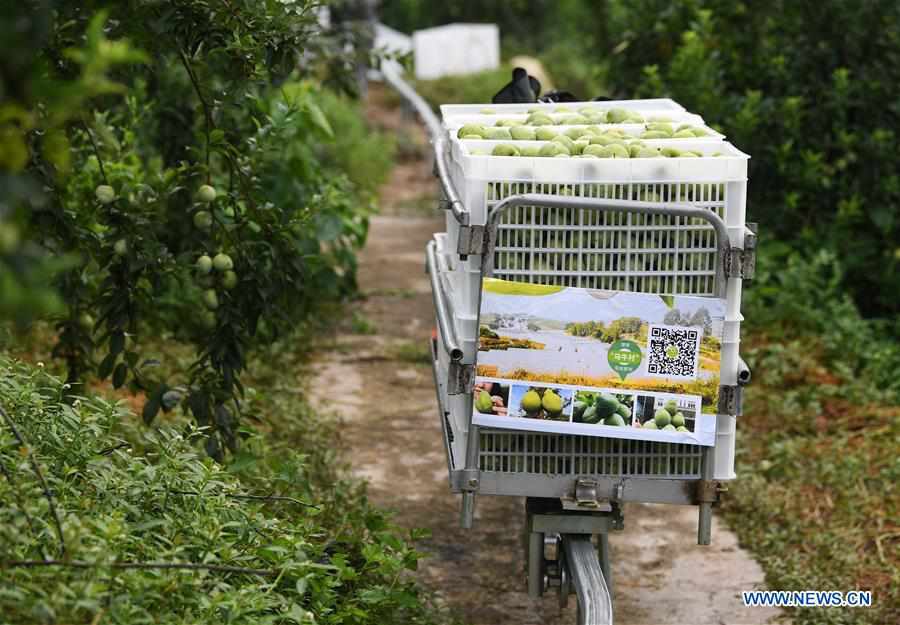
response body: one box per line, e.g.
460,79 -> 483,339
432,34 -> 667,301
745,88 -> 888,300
676,425 -> 689,432
641,130 -> 671,139
95,185 -> 116,204
662,424 -> 677,431
113,238 -> 128,256
193,210 -> 213,230
635,147 -> 662,158
484,127 -> 512,140
539,142 -> 569,157
535,127 -> 558,141
672,129 -> 696,139
564,127 -> 585,140
589,134 -> 625,146
457,124 -> 486,138
572,140 -> 589,155
654,408 -> 672,427
222,270 -> 238,290
479,108 -> 495,114
491,144 -> 520,157
643,420 -> 658,429
462,134 -> 483,140
520,146 -> 541,157
521,389 -> 542,413
510,126 -> 536,141
606,144 -> 630,158
78,312 -> 95,331
646,122 -> 674,134
551,134 -> 575,152
680,151 -> 700,158
212,253 -> 233,272
560,115 -> 588,125
672,411 -> 686,428
690,128 -> 709,137
475,390 -> 494,413
526,113 -> 554,126
203,289 -> 219,310
196,254 -> 213,274
0,223 -> 20,253
200,311 -> 217,329
582,144 -> 611,158
606,108 -> 629,123
661,147 -> 683,158
627,112 -> 644,123
197,184 -> 217,203
664,399 -> 678,413
542,390 -> 563,414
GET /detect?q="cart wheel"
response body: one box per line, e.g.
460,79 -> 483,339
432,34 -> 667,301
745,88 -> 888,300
560,534 -> 613,625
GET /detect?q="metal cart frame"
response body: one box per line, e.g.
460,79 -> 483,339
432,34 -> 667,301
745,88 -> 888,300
383,63 -> 755,624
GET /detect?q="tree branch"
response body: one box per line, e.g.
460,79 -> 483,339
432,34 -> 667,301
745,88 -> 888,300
81,119 -> 108,184
178,49 -> 213,182
1,559 -> 277,577
0,403 -> 67,558
169,489 -> 318,509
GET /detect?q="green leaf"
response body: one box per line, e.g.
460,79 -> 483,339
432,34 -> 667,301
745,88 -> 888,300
112,362 -> 127,389
305,101 -> 333,138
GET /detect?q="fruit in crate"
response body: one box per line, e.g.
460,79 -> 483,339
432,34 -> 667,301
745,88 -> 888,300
526,113 -> 553,126
542,390 -> 563,415
535,127 -> 557,141
672,129 -> 696,139
510,126 -> 536,140
476,390 -> 494,413
641,130 -> 671,139
654,408 -> 672,427
485,127 -> 512,140
551,134 -> 575,152
492,144 -> 520,157
606,108 -> 629,123
521,389 -> 542,414
457,124 -> 485,139
539,142 -> 569,157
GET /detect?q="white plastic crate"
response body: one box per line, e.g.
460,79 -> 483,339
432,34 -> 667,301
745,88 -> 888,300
440,98 -> 687,118
437,100 -> 749,482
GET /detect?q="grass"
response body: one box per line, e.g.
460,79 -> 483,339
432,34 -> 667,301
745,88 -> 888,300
721,332 -> 900,625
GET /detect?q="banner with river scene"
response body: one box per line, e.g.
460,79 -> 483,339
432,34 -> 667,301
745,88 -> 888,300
471,278 -> 725,446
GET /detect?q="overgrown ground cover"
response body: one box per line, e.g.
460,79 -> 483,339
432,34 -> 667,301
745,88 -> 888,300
0,322 -> 453,624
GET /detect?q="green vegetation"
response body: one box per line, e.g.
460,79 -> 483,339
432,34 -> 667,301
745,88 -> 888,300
0,3 -> 394,455
0,345 -> 448,624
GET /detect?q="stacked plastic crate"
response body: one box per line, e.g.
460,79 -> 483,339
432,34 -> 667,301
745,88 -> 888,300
431,98 -> 749,484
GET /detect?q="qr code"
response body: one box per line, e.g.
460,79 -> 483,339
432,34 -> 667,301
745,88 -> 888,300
646,324 -> 701,379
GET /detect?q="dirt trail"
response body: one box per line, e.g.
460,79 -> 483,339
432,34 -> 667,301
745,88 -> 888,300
310,86 -> 784,625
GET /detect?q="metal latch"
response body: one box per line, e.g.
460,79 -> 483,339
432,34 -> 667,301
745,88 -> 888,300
723,222 -> 757,280
717,384 -> 743,416
446,361 -> 474,395
559,478 -> 613,512
696,479 -> 727,504
456,225 -> 487,258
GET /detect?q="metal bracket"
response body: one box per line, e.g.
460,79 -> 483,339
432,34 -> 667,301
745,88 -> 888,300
696,479 -> 727,504
446,361 -> 474,395
723,222 -> 758,280
717,384 -> 743,416
456,225 -> 486,257
459,468 -> 480,492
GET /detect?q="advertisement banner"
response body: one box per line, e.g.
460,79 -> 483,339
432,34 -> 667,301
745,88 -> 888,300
472,278 -> 725,445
